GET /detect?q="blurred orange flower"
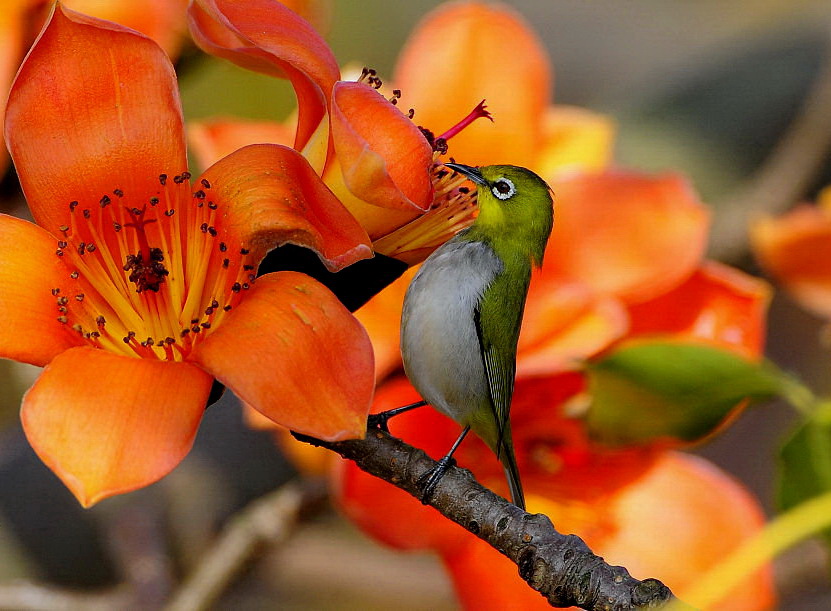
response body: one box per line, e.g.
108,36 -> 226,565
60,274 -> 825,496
0,5 -> 375,507
751,186 -> 831,319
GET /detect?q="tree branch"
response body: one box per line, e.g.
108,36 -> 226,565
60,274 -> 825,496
293,428 -> 683,610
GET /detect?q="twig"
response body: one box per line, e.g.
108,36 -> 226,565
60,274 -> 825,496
0,583 -> 130,611
164,480 -> 327,611
710,28 -> 831,261
293,429 -> 681,610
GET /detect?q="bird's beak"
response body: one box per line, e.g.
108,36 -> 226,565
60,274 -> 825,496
444,162 -> 487,186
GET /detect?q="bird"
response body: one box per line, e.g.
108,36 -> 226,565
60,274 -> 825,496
398,162 -> 554,510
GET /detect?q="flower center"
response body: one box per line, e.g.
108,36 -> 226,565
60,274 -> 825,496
51,172 -> 256,361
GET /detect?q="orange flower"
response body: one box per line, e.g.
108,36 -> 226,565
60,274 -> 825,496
751,187 -> 831,319
0,0 -> 189,178
0,5 -> 375,507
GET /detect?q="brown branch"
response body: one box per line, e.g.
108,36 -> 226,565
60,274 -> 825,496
0,583 -> 131,611
164,480 -> 327,611
293,428 -> 683,610
711,28 -> 831,262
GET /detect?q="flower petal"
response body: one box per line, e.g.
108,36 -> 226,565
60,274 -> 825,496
187,117 -> 297,172
189,272 -> 375,441
199,143 -> 371,271
188,0 -> 339,150
517,281 -> 628,374
5,4 -> 187,234
65,0 -> 188,59
330,82 -> 434,212
22,346 -> 212,507
628,261 -> 771,358
536,105 -> 616,177
751,203 -> 831,319
0,214 -> 86,366
546,171 -> 710,304
394,1 -> 551,167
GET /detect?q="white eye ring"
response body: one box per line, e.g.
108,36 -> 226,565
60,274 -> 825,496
491,178 -> 516,200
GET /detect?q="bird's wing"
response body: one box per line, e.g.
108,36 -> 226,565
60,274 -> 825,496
473,269 -> 529,457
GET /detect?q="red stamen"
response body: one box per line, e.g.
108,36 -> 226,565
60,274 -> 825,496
438,100 -> 493,141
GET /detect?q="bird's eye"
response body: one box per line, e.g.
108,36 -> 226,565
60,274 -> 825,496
491,178 -> 516,200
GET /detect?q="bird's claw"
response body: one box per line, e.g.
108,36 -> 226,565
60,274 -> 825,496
367,400 -> 428,433
418,456 -> 457,505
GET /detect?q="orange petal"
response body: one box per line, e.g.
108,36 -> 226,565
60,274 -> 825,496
333,376 -> 470,553
22,346 -> 212,507
536,105 -> 616,177
394,1 -> 550,167
0,214 -> 85,366
64,0 -> 188,59
628,261 -> 771,358
198,143 -> 371,271
546,171 -> 710,304
187,117 -> 297,172
5,4 -> 187,235
751,203 -> 831,319
517,281 -> 629,374
330,82 -> 433,212
189,271 -> 375,441
442,453 -> 774,611
188,0 -> 339,151
0,0 -> 32,177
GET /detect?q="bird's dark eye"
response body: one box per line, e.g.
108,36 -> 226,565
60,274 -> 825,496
491,178 -> 516,200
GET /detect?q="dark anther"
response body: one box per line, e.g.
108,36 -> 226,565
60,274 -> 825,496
408,108 -> 415,119
72,324 -> 83,334
59,224 -> 69,234
191,325 -> 201,333
96,315 -> 106,326
200,223 -> 208,233
150,197 -> 160,205
165,337 -> 175,345
190,318 -> 199,324
86,243 -> 96,253
240,248 -> 250,255
458,186 -> 469,194
222,258 -> 230,269
231,282 -> 241,293
113,222 -> 122,232
173,174 -> 183,184
208,226 -> 217,237
159,174 -> 168,185
223,305 -> 232,311
82,209 -> 91,219
100,195 -> 111,207
57,240 -> 68,249
219,242 -> 227,252
51,288 -> 60,296
180,329 -> 190,337
123,336 -> 131,344
58,306 -> 67,313
69,201 -> 79,211
243,264 -> 254,271
201,178 -> 211,189
211,300 -> 219,309
56,249 -> 64,256
57,316 -> 68,324
194,190 -> 206,199
70,271 -> 79,279
75,294 -> 84,301
181,171 -> 192,180
201,322 -> 211,329
434,137 -> 448,155
205,307 -> 214,316
164,209 -> 175,217
113,189 -> 124,198
208,201 -> 218,210
56,296 -> 68,305
123,247 -> 169,293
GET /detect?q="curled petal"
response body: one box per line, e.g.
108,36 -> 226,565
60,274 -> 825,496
751,203 -> 831,319
628,261 -> 771,358
188,0 -> 339,150
394,1 -> 550,167
331,82 -> 434,212
546,171 -> 710,304
22,347 -> 212,507
199,143 -> 371,271
517,281 -> 629,374
190,272 -> 375,441
187,117 -> 297,171
536,106 -> 616,177
0,215 -> 85,366
5,4 -> 187,234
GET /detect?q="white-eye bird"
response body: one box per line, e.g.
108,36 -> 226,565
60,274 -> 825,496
399,163 -> 554,510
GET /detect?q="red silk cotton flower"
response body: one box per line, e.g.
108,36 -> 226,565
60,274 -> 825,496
0,4 -> 375,507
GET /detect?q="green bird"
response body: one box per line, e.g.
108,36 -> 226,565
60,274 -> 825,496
399,163 -> 554,510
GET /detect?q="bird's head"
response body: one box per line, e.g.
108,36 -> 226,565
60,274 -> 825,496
445,163 -> 554,267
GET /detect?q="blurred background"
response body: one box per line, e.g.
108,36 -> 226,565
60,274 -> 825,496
2,0 -> 831,608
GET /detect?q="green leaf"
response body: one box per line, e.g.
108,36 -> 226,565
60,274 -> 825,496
586,340 -> 784,446
778,403 -> 831,547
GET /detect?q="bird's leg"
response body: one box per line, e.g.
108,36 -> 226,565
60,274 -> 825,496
419,426 -> 470,505
368,400 -> 428,432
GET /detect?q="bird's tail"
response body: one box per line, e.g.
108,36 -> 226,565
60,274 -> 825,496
499,434 -> 525,510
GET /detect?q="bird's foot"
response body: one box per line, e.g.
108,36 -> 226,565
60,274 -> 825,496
367,400 -> 427,432
418,455 -> 457,505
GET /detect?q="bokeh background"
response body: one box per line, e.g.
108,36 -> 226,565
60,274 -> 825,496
2,0 -> 831,608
